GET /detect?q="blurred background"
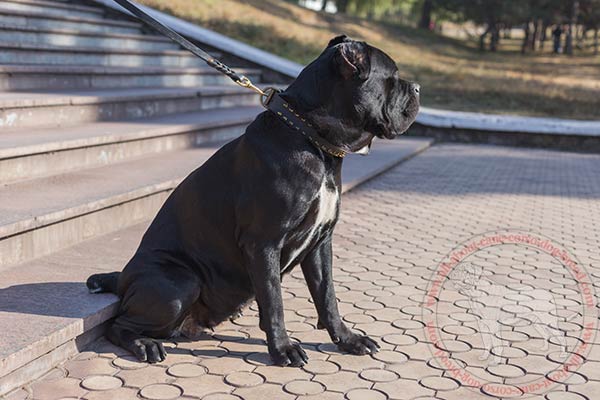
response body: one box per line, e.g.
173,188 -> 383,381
137,0 -> 600,120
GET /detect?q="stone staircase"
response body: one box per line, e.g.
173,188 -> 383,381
0,0 -> 269,394
0,0 -> 433,396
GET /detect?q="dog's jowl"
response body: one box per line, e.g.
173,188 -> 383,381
87,35 -> 420,367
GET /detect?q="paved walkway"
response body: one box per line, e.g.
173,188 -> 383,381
11,143 -> 600,400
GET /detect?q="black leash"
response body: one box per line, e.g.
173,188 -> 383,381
113,0 -> 348,158
113,0 -> 263,94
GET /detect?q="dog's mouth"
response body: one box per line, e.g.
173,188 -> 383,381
379,114 -> 419,139
377,94 -> 420,139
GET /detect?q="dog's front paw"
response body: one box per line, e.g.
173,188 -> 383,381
336,333 -> 380,355
132,338 -> 167,363
269,341 -> 308,367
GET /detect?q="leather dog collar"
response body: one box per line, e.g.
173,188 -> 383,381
263,90 -> 348,158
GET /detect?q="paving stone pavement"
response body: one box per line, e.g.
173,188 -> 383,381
9,143 -> 600,400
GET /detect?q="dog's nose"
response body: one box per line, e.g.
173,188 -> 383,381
411,83 -> 420,95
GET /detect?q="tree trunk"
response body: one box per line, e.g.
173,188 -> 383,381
480,24 -> 491,51
522,20 -> 531,54
490,24 -> 500,52
595,28 -> 599,55
540,20 -> 549,51
565,0 -> 579,55
419,0 -> 433,30
531,19 -> 540,51
336,0 -> 349,13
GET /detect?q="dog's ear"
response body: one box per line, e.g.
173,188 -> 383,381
332,41 -> 371,80
327,34 -> 352,48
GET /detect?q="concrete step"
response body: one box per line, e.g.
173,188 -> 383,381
0,24 -> 179,52
0,8 -> 141,35
0,42 -> 215,68
0,0 -> 105,19
0,64 -> 262,90
0,136 -> 434,396
0,106 -> 262,183
0,85 -> 263,129
0,144 -> 226,270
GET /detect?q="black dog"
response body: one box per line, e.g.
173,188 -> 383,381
87,35 -> 420,367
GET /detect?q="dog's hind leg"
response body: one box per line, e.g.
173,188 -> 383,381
107,272 -> 201,363
87,271 -> 120,294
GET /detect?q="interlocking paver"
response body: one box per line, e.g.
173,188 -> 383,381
202,394 -> 243,400
374,378 -> 436,399
28,377 -> 87,400
329,352 -> 386,372
3,388 -> 28,400
116,365 -> 172,388
15,143 -> 600,399
345,388 -> 388,400
175,374 -> 233,398
166,363 -> 207,378
201,356 -> 255,375
359,368 -> 400,383
63,358 -> 118,379
254,363 -> 312,384
233,383 -> 295,400
301,359 -> 340,375
283,380 -> 326,396
224,372 -> 264,388
313,370 -> 371,392
79,375 -> 123,391
112,355 -> 150,370
83,386 -> 140,400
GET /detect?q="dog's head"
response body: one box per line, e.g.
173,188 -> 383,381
282,35 -> 420,153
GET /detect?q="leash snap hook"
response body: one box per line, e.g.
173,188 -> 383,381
235,75 -> 265,96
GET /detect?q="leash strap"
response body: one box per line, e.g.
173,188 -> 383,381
113,0 -> 347,158
112,0 -> 263,94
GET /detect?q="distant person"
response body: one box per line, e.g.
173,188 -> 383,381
552,25 -> 563,53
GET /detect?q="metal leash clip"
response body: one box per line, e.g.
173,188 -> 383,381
259,87 -> 279,108
235,76 -> 266,96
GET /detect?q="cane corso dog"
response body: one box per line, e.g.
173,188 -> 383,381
87,35 -> 420,367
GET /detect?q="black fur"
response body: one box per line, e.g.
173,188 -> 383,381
87,272 -> 119,294
88,36 -> 419,366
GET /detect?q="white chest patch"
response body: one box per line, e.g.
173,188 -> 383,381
314,179 -> 339,227
284,180 -> 338,269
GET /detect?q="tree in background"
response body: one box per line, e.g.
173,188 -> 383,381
336,0 -> 350,13
435,0 -> 515,51
580,0 -> 600,54
517,0 -> 563,53
313,0 -> 599,54
322,0 -> 419,19
418,0 -> 433,29
433,0 -> 597,54
565,0 -> 580,54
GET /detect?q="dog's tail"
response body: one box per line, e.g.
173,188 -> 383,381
86,272 -> 120,294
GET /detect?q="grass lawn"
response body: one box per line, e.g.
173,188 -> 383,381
140,0 -> 600,120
